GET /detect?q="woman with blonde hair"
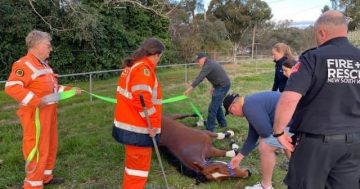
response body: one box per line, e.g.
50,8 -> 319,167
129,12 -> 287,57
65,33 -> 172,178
271,43 -> 294,92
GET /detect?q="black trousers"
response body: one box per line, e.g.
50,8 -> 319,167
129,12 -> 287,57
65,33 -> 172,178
285,132 -> 360,189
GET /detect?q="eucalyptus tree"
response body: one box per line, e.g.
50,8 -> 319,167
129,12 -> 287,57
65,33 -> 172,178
207,0 -> 272,61
330,0 -> 360,30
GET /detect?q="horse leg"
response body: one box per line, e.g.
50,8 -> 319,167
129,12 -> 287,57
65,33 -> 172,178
203,130 -> 235,140
167,113 -> 197,120
230,139 -> 240,151
207,147 -> 237,158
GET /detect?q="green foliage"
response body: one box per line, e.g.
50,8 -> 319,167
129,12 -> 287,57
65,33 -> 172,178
331,0 -> 360,30
168,8 -> 233,62
0,0 -> 174,81
207,0 -> 272,45
259,24 -> 316,55
348,30 -> 360,47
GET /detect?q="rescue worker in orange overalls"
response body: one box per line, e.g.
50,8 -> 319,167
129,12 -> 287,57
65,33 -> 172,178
112,38 -> 165,189
5,30 -> 80,189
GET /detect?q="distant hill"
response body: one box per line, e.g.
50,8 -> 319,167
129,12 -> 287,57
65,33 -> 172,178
290,21 -> 314,28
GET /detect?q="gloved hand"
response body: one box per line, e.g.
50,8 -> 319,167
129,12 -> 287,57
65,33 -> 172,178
230,153 -> 244,169
73,87 -> 82,95
184,86 -> 193,96
148,128 -> 158,137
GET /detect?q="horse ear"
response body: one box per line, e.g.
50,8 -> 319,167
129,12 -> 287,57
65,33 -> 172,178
192,162 -> 204,171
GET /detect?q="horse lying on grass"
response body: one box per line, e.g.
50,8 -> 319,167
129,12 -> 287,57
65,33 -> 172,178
159,114 -> 251,183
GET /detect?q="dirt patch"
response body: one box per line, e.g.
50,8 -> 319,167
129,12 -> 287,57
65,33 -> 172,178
0,119 -> 19,125
1,104 -> 17,111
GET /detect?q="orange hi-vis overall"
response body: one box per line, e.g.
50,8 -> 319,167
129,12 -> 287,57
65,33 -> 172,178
112,57 -> 162,189
5,53 -> 70,189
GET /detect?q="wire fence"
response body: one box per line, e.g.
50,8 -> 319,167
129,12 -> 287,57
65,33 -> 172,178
0,56 -> 272,101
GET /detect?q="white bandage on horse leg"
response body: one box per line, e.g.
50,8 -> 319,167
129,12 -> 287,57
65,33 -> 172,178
231,143 -> 239,150
225,130 -> 234,137
216,133 -> 226,139
226,150 -> 236,157
196,119 -> 204,127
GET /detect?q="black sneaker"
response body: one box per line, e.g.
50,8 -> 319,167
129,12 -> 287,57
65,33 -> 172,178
44,177 -> 65,185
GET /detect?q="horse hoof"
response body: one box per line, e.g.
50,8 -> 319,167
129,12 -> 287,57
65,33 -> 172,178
246,169 -> 252,178
231,143 -> 239,150
225,130 -> 234,137
229,139 -> 239,150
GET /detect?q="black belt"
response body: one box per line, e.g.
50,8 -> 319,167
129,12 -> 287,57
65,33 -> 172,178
301,132 -> 360,143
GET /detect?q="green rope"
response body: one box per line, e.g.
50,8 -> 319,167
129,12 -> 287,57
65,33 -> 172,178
76,91 -> 203,120
162,95 -> 188,104
82,90 -> 117,104
189,101 -> 204,120
26,90 -> 203,169
58,89 -> 77,100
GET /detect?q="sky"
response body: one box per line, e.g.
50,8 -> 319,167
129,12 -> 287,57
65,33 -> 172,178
202,0 -> 332,27
263,0 -> 331,27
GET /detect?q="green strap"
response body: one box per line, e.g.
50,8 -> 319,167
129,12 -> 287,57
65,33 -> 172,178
26,89 -> 204,167
71,91 -> 203,120
25,108 -> 40,173
26,90 -> 77,170
61,90 -> 204,120
26,90 -> 203,167
189,101 -> 204,120
162,95 -> 188,104
82,90 -> 117,104
58,88 -> 77,100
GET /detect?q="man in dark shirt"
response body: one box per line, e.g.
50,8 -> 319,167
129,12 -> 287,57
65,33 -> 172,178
274,10 -> 360,189
223,91 -> 291,189
184,52 -> 231,131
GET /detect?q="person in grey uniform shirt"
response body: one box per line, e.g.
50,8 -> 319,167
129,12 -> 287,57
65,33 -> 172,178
184,52 -> 230,131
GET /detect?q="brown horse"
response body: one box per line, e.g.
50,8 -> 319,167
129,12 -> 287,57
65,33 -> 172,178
159,114 -> 250,182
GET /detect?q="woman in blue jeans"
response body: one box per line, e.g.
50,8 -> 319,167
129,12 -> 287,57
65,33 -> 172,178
184,52 -> 231,131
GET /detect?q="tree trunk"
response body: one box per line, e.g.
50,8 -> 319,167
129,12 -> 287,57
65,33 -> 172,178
251,22 -> 257,60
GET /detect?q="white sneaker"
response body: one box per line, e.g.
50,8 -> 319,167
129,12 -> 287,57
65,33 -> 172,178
245,182 -> 274,189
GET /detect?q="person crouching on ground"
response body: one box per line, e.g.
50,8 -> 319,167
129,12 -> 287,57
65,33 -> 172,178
223,91 -> 292,189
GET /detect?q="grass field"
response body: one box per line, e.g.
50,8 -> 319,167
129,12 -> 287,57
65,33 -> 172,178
0,60 -> 289,189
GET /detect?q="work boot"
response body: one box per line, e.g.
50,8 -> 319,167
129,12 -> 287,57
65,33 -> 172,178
44,177 -> 65,185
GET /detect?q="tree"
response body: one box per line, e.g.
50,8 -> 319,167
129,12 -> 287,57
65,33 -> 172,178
207,0 -> 272,61
322,5 -> 330,13
0,0 -> 174,81
330,0 -> 360,30
168,7 -> 232,62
